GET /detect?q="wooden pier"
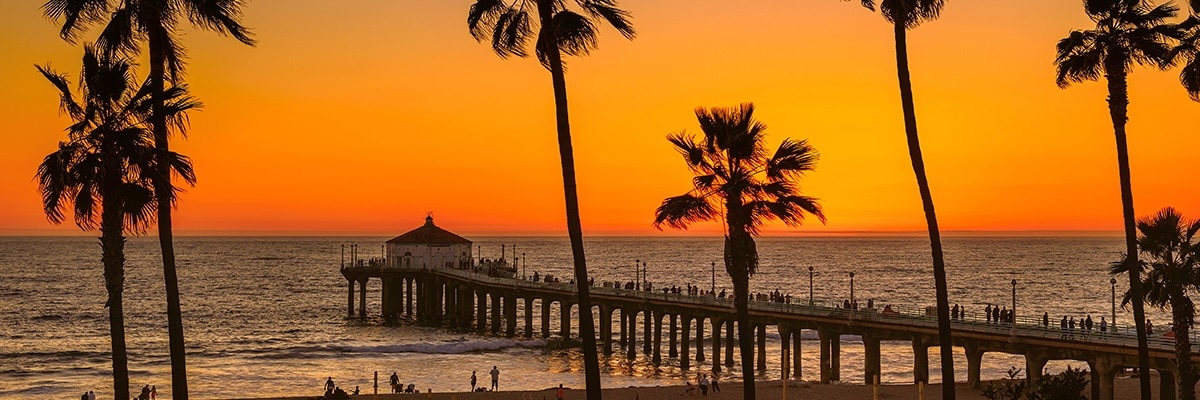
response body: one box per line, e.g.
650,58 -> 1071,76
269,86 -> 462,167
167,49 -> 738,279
341,263 -> 1200,400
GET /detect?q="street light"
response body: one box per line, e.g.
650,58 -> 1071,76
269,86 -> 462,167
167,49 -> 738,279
635,259 -> 640,291
1111,277 -> 1118,333
849,272 -> 856,309
711,261 -> 716,294
522,252 -> 526,280
1010,279 -> 1017,338
642,261 -> 648,290
808,266 -> 815,306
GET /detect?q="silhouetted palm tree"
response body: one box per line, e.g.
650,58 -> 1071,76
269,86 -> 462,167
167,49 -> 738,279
1113,207 -> 1200,400
35,45 -> 198,400
467,1 -> 634,397
1055,1 -> 1177,397
43,2 -> 253,397
854,0 -> 955,396
654,104 -> 825,400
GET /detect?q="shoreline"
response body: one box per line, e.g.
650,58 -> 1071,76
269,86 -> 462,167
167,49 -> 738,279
223,378 -> 1151,400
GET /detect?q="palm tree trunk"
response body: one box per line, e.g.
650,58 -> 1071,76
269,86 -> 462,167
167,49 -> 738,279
1170,295 -> 1194,400
149,27 -> 190,400
724,232 -> 756,400
100,167 -> 130,400
535,2 -> 601,398
1106,65 -> 1152,400
893,20 -> 955,400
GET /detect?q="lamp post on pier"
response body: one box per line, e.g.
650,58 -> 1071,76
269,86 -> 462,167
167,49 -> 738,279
635,259 -> 640,291
711,261 -> 716,294
808,266 -> 814,306
1110,277 -> 1118,333
1010,279 -> 1017,339
642,261 -> 648,290
849,272 -> 856,309
522,252 -> 526,280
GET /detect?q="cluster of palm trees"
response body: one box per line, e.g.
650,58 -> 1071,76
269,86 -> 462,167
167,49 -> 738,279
33,0 -> 1200,399
36,1 -> 253,399
1056,1 -> 1200,399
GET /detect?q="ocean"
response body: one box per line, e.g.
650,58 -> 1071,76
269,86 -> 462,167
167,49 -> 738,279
0,235 -> 1160,399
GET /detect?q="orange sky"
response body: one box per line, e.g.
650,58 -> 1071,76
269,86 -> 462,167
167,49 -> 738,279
1,1 -> 1196,236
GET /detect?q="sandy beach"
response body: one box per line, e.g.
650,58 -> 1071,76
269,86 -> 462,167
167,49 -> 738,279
228,378 -> 1155,400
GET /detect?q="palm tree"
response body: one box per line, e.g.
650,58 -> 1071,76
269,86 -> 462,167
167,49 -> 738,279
1054,1 -> 1178,397
854,0 -> 955,396
467,1 -> 634,397
654,103 -> 825,400
1113,207 -> 1200,400
43,2 -> 253,397
1169,2 -> 1200,100
35,45 -> 198,400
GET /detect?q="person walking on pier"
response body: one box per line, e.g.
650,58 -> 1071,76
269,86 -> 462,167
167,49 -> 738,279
1060,316 -> 1068,339
1043,312 -> 1049,329
490,366 -> 500,391
1100,316 -> 1108,333
985,304 -> 992,323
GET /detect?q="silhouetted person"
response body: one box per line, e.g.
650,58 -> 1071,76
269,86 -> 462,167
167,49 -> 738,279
1100,316 -> 1108,332
325,377 -> 335,395
490,366 -> 500,391
985,304 -> 992,323
1043,312 -> 1049,328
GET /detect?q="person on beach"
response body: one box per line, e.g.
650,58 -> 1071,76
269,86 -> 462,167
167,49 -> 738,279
710,371 -> 720,392
490,366 -> 500,391
81,392 -> 87,400
685,378 -> 696,395
150,385 -> 156,400
470,370 -> 477,392
390,371 -> 400,393
699,374 -> 709,396
325,377 -> 336,395
556,384 -> 565,400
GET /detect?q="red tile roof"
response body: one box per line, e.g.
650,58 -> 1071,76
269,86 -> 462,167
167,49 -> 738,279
386,216 -> 472,245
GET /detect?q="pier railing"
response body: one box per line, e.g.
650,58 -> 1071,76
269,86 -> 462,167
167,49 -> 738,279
355,264 -> 1197,352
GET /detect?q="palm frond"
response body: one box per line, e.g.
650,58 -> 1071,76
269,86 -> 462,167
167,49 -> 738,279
36,144 -> 80,224
879,0 -> 946,30
536,10 -> 598,68
120,181 -> 157,233
653,194 -> 717,231
42,0 -> 110,43
95,5 -> 142,57
491,7 -> 533,58
576,0 -> 635,39
468,0 -> 509,41
1054,30 -> 1104,88
766,138 -> 819,181
36,64 -> 85,119
183,0 -> 257,46
667,131 -> 710,171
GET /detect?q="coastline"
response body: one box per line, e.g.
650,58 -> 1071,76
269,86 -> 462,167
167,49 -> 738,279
223,378 -> 1150,400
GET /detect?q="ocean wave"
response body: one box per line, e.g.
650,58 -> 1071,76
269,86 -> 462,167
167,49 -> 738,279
246,338 -> 547,360
332,338 -> 548,355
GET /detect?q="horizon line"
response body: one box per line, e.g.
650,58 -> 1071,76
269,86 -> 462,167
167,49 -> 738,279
0,229 -> 1125,238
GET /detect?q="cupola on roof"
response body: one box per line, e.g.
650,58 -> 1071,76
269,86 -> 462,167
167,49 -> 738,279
385,216 -> 472,245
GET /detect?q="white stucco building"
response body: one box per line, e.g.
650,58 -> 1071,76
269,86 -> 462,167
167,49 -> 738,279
386,216 -> 473,269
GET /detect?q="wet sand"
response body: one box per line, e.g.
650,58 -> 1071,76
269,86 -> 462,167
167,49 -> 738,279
228,377 -> 1155,400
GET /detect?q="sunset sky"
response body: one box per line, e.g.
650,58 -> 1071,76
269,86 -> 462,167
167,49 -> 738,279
1,1 -> 1196,236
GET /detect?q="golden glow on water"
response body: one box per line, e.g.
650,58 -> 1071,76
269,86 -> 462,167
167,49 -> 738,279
0,1 -> 1196,235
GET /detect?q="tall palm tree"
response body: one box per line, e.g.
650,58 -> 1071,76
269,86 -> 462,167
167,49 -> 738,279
1113,207 -> 1200,400
36,45 -> 198,400
43,2 -> 253,397
654,103 -> 826,400
1054,1 -> 1177,397
854,0 -> 955,396
467,1 -> 633,397
1169,2 -> 1200,100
